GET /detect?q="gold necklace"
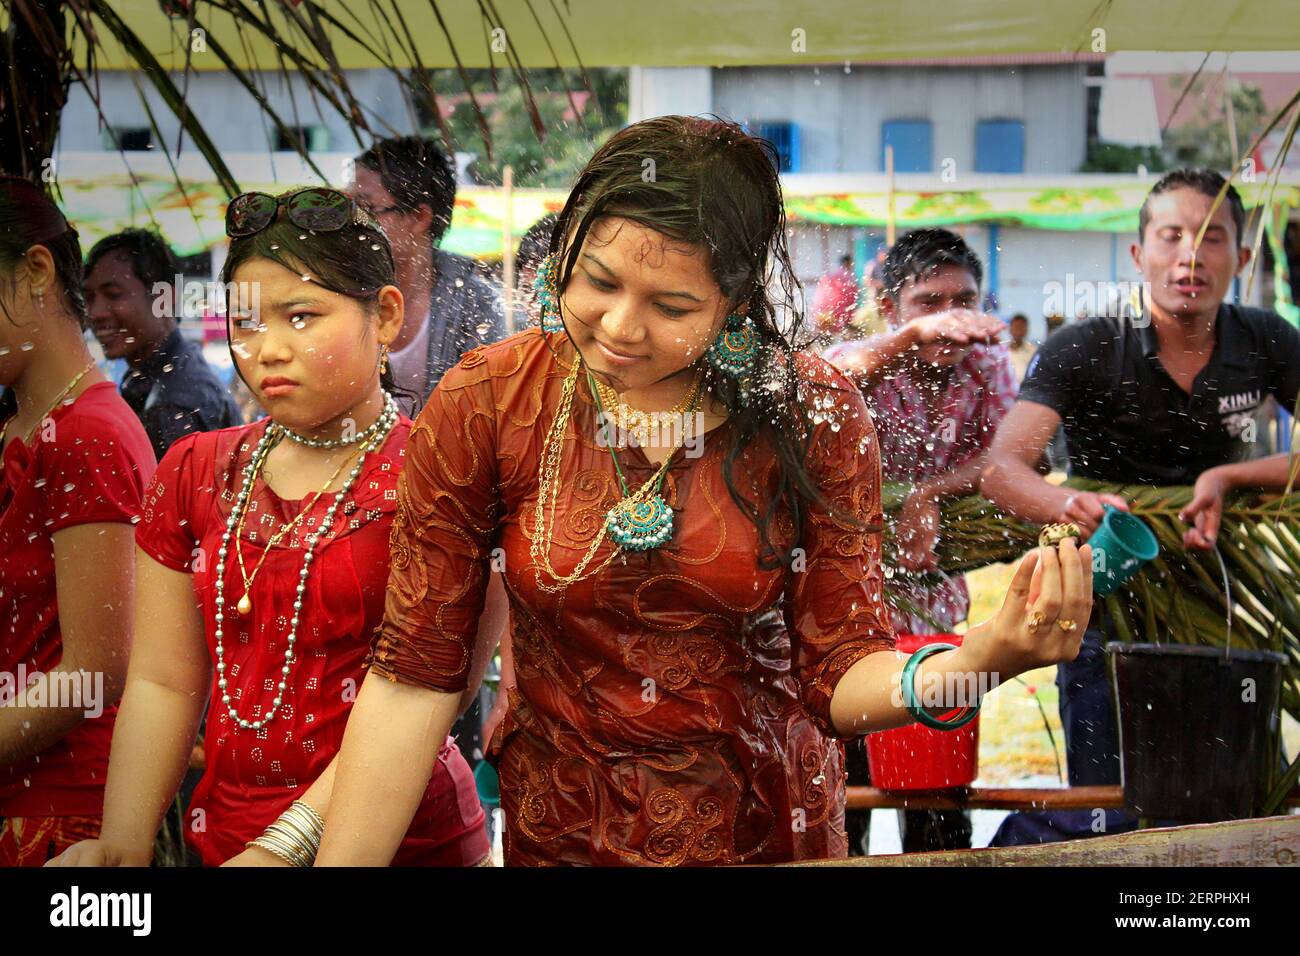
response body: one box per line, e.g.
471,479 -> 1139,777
592,370 -> 705,447
0,361 -> 96,448
531,360 -> 621,593
232,435 -> 362,617
531,358 -> 702,593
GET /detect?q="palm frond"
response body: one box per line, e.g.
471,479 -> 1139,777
2,0 -> 570,201
885,478 -> 1300,721
86,0 -> 240,196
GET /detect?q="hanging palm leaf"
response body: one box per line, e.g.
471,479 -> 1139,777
882,478 -> 1300,721
0,0 -> 592,207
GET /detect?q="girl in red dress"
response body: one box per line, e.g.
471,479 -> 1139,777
0,177 -> 155,866
52,188 -> 491,866
316,118 -> 1096,866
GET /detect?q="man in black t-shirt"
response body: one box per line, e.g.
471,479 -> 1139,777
980,169 -> 1300,844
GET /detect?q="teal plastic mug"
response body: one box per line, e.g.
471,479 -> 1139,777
1087,505 -> 1159,596
474,760 -> 501,846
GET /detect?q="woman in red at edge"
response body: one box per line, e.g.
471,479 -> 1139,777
0,177 -> 154,866
316,117 -> 1094,866
51,189 -> 494,866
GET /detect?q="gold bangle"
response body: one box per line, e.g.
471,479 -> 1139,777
290,800 -> 326,833
274,806 -> 320,840
256,828 -> 312,866
277,806 -> 323,851
248,833 -> 311,867
266,819 -> 319,856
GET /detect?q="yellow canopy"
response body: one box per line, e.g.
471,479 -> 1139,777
75,1 -> 1300,71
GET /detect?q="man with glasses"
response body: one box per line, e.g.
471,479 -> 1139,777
350,136 -> 506,415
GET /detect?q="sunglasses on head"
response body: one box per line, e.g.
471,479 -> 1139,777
225,187 -> 359,238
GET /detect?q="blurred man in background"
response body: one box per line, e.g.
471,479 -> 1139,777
811,253 -> 858,343
351,135 -> 505,414
1006,313 -> 1037,382
85,229 -> 240,460
827,228 -> 1016,854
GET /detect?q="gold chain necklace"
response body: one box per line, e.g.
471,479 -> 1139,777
232,435 -> 362,617
530,358 -> 702,593
531,360 -> 622,593
0,361 -> 96,448
592,370 -> 705,447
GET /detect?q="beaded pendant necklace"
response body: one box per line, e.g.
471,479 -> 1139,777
586,367 -> 703,552
530,359 -> 705,593
212,394 -> 398,731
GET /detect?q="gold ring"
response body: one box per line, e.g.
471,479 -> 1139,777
1038,523 -> 1082,548
1057,619 -> 1078,633
1027,610 -> 1047,630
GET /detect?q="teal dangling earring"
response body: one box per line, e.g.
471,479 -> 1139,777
533,253 -> 565,333
706,313 -> 760,400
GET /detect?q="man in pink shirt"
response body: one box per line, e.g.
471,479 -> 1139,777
826,228 -> 1017,854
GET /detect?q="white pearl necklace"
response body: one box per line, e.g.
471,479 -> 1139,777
279,398 -> 395,449
213,396 -> 398,732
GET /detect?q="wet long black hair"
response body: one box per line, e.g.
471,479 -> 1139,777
219,190 -> 413,408
0,176 -> 88,421
549,116 -> 857,569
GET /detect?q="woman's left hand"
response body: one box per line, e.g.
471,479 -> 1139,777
957,538 -> 1093,683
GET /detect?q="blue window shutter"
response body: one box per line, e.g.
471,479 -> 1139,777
975,120 -> 1025,173
881,120 -> 932,173
756,121 -> 800,173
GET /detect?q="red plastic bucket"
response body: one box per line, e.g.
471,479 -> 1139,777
864,633 -> 980,790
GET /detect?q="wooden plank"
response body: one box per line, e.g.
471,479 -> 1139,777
846,786 -> 1300,811
786,814 -> 1300,866
846,785 -> 1123,810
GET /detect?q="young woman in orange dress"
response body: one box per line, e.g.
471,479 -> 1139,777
312,117 -> 1094,866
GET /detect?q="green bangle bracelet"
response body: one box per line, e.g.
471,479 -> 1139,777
901,642 -> 981,731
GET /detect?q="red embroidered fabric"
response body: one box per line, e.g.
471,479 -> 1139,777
0,381 -> 155,818
369,329 -> 895,865
136,420 -> 486,865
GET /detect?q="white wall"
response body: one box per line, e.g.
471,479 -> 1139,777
57,69 -> 416,155
627,67 -> 713,122
709,63 -> 1089,175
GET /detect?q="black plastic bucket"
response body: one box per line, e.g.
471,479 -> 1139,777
1106,642 -> 1285,821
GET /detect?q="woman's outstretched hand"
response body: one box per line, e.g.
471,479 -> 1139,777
956,539 -> 1093,683
45,838 -> 146,867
